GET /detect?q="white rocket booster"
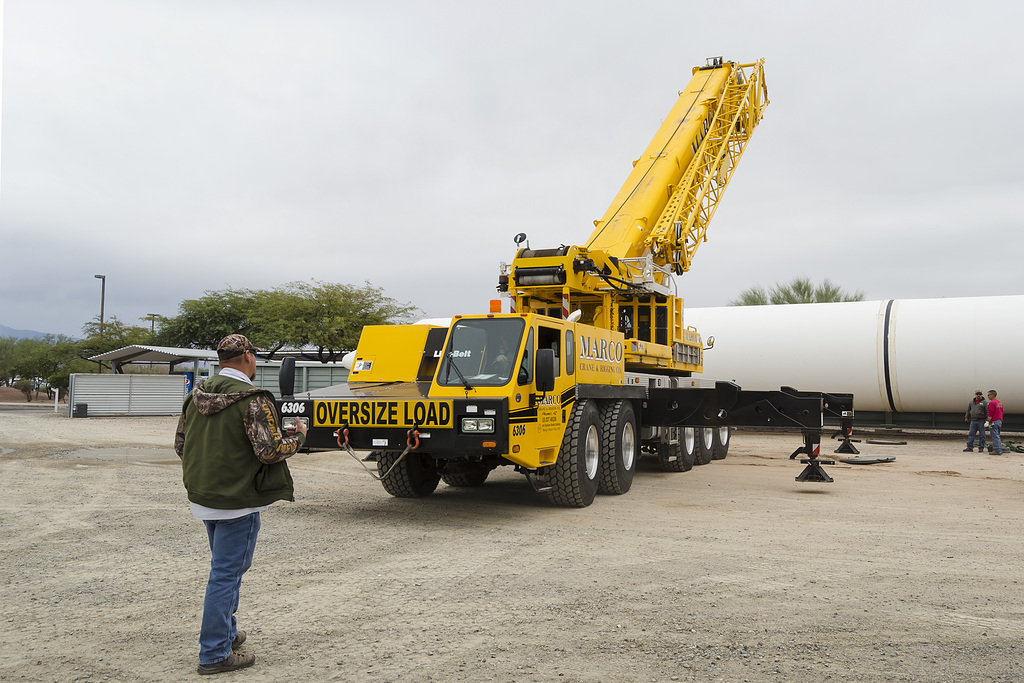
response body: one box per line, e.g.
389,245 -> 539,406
686,296 -> 1023,414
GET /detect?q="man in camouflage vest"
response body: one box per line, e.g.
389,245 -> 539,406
963,390 -> 987,452
175,334 -> 307,675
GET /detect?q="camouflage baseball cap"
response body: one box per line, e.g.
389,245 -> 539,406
216,334 -> 261,360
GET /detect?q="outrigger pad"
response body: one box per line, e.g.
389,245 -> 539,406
834,438 -> 860,455
796,458 -> 835,483
839,455 -> 895,465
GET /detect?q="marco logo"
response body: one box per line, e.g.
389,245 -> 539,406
578,336 -> 623,363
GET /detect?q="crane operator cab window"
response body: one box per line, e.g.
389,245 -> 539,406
518,326 -> 562,386
618,297 -> 668,345
636,299 -> 652,342
537,326 -> 561,378
518,329 -> 534,385
565,330 -> 575,375
438,318 -> 525,387
619,306 -> 634,340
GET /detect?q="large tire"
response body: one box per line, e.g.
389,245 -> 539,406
711,426 -> 731,460
441,464 -> 491,487
657,426 -> 695,472
598,400 -> 638,495
547,399 -> 602,507
694,427 -> 714,466
377,450 -> 440,498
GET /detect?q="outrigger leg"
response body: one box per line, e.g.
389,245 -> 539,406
790,430 -> 834,483
833,413 -> 859,455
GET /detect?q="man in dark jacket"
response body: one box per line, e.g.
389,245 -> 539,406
175,334 -> 307,675
963,390 -> 987,452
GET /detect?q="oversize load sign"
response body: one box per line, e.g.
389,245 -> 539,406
314,400 -> 453,428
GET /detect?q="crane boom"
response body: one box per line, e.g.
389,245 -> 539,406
499,57 -> 769,374
591,58 -> 767,275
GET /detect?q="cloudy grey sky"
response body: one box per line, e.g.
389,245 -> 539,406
2,0 -> 1022,338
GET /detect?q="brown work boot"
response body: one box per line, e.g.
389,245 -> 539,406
197,652 -> 255,675
231,630 -> 246,649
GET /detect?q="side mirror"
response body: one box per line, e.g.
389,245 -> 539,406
536,348 -> 556,393
279,357 -> 296,398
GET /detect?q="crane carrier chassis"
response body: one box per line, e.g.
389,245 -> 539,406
278,57 -> 857,507
276,319 -> 856,507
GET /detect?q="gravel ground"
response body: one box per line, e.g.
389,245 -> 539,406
1,410 -> 1023,682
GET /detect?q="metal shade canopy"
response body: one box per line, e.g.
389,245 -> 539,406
88,345 -> 216,373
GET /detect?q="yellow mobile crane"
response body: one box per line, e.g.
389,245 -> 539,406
279,58 -> 855,507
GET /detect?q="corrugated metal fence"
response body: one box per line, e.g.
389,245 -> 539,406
209,361 -> 349,396
67,362 -> 349,417
68,374 -> 187,417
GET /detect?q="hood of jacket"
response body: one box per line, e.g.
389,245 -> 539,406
191,374 -> 265,417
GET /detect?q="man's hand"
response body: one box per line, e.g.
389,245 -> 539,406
285,418 -> 309,438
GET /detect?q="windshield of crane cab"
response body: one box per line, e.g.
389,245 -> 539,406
437,318 -> 525,387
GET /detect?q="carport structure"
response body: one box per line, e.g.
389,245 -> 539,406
67,346 -> 218,417
89,345 -> 216,375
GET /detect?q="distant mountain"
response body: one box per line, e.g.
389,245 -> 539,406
0,324 -> 51,340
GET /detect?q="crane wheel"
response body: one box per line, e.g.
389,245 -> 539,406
711,426 -> 731,460
547,399 -> 601,507
657,426 -> 696,472
694,427 -> 714,466
597,400 -> 638,495
377,451 -> 440,498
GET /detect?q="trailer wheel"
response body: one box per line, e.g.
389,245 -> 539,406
377,451 -> 440,498
694,427 -> 714,466
657,426 -> 696,472
441,464 -> 491,487
598,400 -> 637,495
711,426 -> 731,460
547,399 -> 601,507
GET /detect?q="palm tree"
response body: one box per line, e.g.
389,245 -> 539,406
729,277 -> 864,306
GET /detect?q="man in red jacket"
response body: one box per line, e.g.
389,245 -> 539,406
987,390 -> 1004,455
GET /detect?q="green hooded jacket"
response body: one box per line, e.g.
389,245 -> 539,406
178,374 -> 295,509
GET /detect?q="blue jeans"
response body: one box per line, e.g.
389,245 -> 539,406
967,419 -> 986,450
199,512 -> 261,665
990,419 -> 1003,453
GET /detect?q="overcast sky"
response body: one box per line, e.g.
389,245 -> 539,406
2,0 -> 1022,338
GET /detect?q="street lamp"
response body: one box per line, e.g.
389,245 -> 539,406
94,275 -> 106,335
147,313 -> 158,333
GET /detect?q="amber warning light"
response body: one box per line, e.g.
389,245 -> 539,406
489,299 -> 502,313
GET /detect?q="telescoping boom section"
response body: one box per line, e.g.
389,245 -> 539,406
279,58 -> 855,507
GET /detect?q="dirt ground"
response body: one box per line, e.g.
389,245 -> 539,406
1,410 -> 1022,682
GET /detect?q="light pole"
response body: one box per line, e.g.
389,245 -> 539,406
94,275 -> 106,335
147,313 -> 158,333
